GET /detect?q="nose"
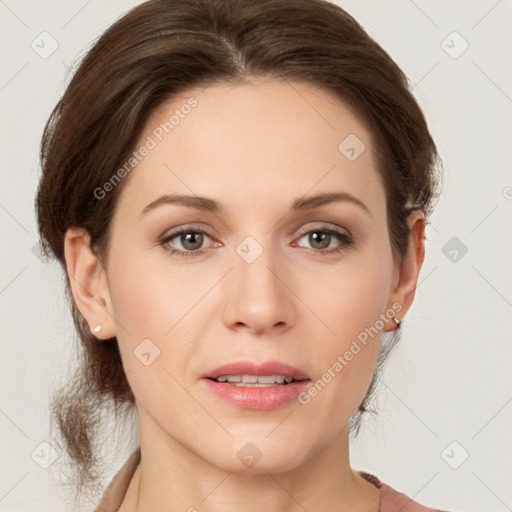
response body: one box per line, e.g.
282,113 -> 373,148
222,245 -> 296,336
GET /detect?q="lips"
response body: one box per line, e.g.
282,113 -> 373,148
200,360 -> 311,409
201,360 -> 310,382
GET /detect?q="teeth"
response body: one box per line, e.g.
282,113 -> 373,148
232,382 -> 280,387
255,375 -> 280,384
214,374 -> 294,385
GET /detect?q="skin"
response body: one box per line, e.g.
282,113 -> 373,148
64,79 -> 425,512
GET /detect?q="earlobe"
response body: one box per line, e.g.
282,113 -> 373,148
63,227 -> 115,340
385,209 -> 426,331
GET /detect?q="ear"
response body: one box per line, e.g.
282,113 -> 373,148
63,227 -> 116,340
384,209 -> 426,331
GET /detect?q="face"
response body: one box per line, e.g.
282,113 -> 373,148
74,79 -> 418,473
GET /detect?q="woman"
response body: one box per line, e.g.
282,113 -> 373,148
36,0 -> 447,510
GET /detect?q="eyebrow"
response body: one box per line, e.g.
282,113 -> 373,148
141,192 -> 370,217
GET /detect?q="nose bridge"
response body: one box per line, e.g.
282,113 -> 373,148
222,234 -> 295,333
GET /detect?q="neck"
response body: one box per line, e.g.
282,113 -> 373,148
121,409 -> 380,512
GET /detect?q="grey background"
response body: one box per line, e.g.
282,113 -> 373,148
1,1 -> 511,511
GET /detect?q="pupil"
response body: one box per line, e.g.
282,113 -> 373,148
183,232 -> 202,250
310,231 -> 329,249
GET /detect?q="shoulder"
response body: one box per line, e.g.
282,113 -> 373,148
359,471 -> 452,512
380,482 -> 452,512
95,447 -> 141,512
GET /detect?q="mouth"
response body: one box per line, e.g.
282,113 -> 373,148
200,360 -> 311,409
202,360 -> 310,383
206,374 -> 303,386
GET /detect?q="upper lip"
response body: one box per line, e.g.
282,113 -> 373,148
202,360 -> 310,381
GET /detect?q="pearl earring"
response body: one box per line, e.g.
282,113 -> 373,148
92,324 -> 102,334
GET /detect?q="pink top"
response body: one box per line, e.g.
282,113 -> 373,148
95,447 -> 450,511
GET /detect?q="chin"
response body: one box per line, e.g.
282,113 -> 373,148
205,437 -> 312,475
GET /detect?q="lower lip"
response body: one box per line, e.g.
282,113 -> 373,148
202,379 -> 311,410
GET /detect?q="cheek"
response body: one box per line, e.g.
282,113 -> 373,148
301,249 -> 391,410
106,252 -> 218,396
309,253 -> 392,347
107,250 -> 203,339
106,260 -> 205,415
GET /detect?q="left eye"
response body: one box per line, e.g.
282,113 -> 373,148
296,229 -> 345,251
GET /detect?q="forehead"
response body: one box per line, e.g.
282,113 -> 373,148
115,79 -> 385,219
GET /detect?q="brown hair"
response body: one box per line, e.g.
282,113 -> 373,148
35,0 -> 441,503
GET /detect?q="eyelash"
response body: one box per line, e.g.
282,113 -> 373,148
159,224 -> 354,259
